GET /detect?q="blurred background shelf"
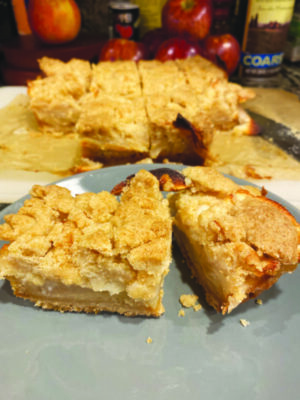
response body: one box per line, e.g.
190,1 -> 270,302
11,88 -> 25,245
0,34 -> 105,85
0,0 -> 109,86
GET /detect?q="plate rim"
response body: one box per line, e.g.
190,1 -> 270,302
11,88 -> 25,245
1,163 -> 299,222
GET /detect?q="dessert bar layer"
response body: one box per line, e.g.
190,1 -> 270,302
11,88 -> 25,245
27,56 -> 256,164
169,167 -> 300,314
0,170 -> 172,316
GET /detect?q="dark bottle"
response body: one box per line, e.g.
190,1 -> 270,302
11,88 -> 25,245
108,1 -> 140,41
233,0 -> 296,86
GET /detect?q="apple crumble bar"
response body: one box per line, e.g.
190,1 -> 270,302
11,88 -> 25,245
138,59 -> 214,163
28,58 -> 92,134
169,167 -> 300,314
0,170 -> 172,316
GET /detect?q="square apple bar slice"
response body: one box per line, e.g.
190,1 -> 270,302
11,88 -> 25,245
144,93 -> 213,164
176,56 -> 256,133
0,170 -> 172,316
27,57 -> 92,134
77,93 -> 150,164
138,59 -> 213,163
169,166 -> 300,314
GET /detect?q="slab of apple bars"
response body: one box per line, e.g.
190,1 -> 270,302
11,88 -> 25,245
0,170 -> 172,316
27,55 -> 256,166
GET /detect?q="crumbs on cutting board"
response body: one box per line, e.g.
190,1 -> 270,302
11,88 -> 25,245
146,337 -> 153,344
255,298 -> 263,305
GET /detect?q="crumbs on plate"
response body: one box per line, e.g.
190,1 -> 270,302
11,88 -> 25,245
179,294 -> 202,312
179,294 -> 199,308
178,309 -> 185,317
193,303 -> 202,312
240,319 -> 250,327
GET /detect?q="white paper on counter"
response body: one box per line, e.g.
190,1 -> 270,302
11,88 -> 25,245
0,170 -> 62,204
0,86 -> 27,108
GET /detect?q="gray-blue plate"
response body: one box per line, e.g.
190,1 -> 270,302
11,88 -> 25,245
0,164 -> 299,400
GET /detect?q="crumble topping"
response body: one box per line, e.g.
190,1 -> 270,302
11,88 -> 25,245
179,294 -> 199,308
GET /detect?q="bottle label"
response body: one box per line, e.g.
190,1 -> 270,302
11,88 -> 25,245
108,2 -> 140,41
241,52 -> 284,68
240,0 -> 295,80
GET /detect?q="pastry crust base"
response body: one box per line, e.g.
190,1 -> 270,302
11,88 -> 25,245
7,277 -> 164,317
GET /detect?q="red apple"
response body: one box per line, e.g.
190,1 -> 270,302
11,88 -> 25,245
155,37 -> 202,61
28,0 -> 81,44
203,33 -> 240,75
162,0 -> 213,40
99,39 -> 148,62
142,28 -> 170,59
